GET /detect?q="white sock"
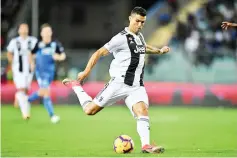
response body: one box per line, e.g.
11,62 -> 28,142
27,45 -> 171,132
137,116 -> 150,147
72,86 -> 92,109
15,91 -> 30,117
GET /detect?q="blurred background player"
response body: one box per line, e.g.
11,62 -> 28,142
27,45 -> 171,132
7,23 -> 37,119
63,7 -> 170,153
29,23 -> 66,123
221,22 -> 237,30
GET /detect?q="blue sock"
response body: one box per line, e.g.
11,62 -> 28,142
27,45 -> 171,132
28,92 -> 40,102
43,97 -> 54,117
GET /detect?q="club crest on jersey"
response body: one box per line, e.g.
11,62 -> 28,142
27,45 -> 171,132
135,38 -> 142,45
134,45 -> 145,54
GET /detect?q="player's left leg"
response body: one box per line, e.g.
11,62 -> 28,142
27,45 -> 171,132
13,88 -> 27,108
125,87 -> 164,154
13,72 -> 31,119
15,88 -> 30,119
29,71 -> 59,123
40,75 -> 60,123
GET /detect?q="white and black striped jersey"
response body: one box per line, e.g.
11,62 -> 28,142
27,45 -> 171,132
7,36 -> 37,74
104,27 -> 146,86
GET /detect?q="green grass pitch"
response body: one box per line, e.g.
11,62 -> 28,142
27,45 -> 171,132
1,105 -> 237,157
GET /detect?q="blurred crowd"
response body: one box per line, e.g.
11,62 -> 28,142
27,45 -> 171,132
176,0 -> 237,67
1,0 -> 22,50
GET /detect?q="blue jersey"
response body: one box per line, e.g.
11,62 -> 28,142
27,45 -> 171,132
32,40 -> 64,88
32,40 -> 64,73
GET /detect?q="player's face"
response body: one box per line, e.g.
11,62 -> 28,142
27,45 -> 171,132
129,14 -> 146,33
41,27 -> 53,38
18,24 -> 29,36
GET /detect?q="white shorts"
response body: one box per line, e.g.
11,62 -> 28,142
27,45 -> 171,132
93,77 -> 149,117
13,71 -> 33,89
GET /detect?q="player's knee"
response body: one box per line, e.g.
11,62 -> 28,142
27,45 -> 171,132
84,103 -> 101,116
39,88 -> 50,97
133,102 -> 148,116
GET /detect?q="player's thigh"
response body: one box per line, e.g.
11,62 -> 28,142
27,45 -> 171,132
93,78 -> 124,107
125,86 -> 149,118
35,71 -> 53,89
13,72 -> 28,89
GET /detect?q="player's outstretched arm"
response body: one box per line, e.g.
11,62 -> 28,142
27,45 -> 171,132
77,47 -> 110,82
146,44 -> 170,55
221,22 -> 237,30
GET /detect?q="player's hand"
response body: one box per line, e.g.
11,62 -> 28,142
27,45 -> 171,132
160,46 -> 170,54
221,22 -> 232,30
52,53 -> 61,61
77,71 -> 89,83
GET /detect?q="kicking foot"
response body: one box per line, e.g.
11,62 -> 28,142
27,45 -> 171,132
51,115 -> 60,124
62,78 -> 81,88
142,144 -> 165,154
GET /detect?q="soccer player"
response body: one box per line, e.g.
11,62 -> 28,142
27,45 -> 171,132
221,22 -> 237,30
28,23 -> 66,123
63,7 -> 170,153
7,23 -> 37,119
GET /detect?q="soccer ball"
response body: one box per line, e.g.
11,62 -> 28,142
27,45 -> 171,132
113,135 -> 134,154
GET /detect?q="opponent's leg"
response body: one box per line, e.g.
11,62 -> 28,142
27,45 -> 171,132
15,88 -> 30,119
13,73 -> 30,119
28,91 -> 40,102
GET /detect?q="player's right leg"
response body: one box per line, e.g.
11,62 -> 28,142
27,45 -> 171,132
28,71 -> 41,102
62,78 -> 103,115
62,77 -> 121,115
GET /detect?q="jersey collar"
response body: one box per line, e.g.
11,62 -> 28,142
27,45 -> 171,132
125,27 -> 138,36
18,36 -> 29,41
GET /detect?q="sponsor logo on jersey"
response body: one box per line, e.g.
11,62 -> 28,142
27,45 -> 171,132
134,45 -> 145,54
42,48 -> 54,55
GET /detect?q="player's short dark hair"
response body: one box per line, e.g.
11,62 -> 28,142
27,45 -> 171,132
131,7 -> 147,16
40,23 -> 52,30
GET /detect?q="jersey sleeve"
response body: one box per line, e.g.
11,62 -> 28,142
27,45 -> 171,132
31,37 -> 38,50
7,39 -> 15,53
55,42 -> 64,54
104,34 -> 123,53
31,41 -> 39,54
